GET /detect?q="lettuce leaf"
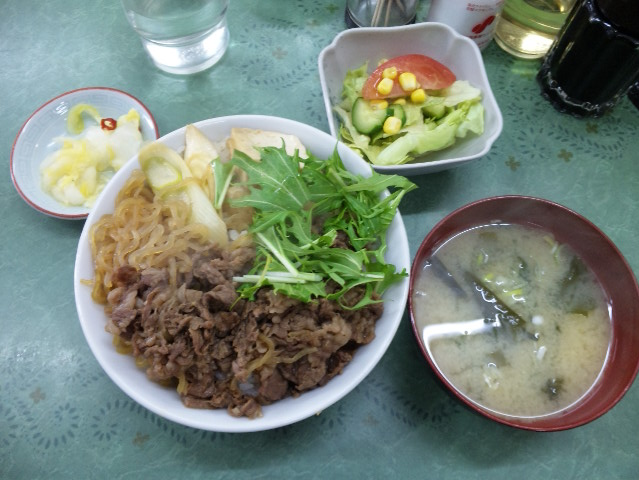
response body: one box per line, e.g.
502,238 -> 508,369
372,101 -> 484,166
440,80 -> 482,107
339,62 -> 369,109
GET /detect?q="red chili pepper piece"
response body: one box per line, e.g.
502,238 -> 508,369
101,118 -> 117,131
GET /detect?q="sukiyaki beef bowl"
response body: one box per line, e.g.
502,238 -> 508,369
74,115 -> 411,433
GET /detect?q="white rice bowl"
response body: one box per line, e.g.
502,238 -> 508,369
74,115 -> 410,432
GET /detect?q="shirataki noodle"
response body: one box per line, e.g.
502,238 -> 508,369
89,170 -> 212,304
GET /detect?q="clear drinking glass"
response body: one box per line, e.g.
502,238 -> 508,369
120,0 -> 230,75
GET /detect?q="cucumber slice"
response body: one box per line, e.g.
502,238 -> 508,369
423,102 -> 446,120
388,103 -> 406,126
352,97 -> 388,135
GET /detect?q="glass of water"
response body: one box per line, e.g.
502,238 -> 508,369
120,0 -> 230,75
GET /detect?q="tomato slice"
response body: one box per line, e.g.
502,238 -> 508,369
361,54 -> 456,100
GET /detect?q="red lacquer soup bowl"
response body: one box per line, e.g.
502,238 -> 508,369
409,195 -> 639,431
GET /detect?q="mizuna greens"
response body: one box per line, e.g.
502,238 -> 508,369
230,145 -> 416,308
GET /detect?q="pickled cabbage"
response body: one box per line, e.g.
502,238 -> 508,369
40,107 -> 143,207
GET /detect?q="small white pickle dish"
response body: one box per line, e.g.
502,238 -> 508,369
11,87 -> 159,219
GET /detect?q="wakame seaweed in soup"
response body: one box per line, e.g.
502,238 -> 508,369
412,224 -> 611,418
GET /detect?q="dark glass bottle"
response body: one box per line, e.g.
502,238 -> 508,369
537,0 -> 639,117
597,0 -> 639,37
628,81 -> 639,110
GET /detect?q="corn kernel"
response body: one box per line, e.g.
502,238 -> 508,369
393,98 -> 406,105
382,67 -> 398,79
376,77 -> 394,96
410,88 -> 427,103
383,116 -> 402,135
398,72 -> 418,92
369,99 -> 389,110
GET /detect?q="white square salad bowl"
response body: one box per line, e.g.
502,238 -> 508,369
318,22 -> 503,175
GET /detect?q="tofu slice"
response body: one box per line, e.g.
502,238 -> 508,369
227,128 -> 308,160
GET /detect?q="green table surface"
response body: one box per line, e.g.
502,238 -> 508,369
2,1 -> 638,478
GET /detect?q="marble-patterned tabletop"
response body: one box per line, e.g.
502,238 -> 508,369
1,1 -> 638,479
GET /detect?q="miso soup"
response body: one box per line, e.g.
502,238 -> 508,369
412,224 -> 612,419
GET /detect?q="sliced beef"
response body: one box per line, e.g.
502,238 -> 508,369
104,244 -> 384,419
